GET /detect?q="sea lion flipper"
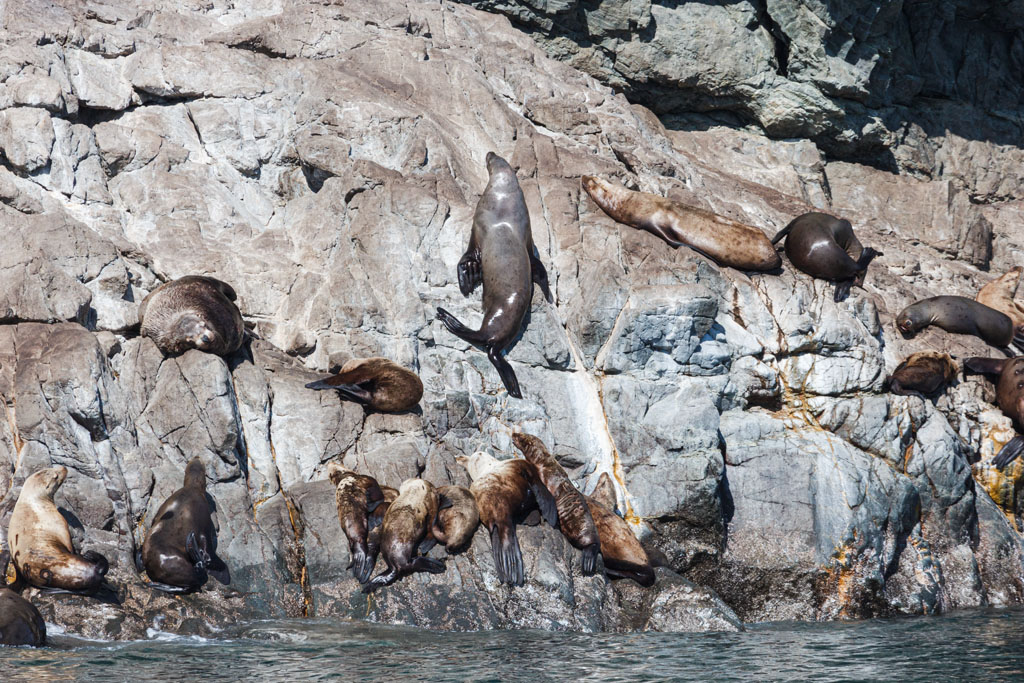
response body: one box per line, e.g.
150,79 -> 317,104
770,221 -> 793,246
834,279 -> 853,302
581,544 -> 599,576
318,382 -> 373,405
486,346 -> 521,399
530,252 -> 554,304
528,474 -> 558,529
964,357 -> 1007,375
436,307 -> 487,345
207,554 -> 230,585
852,247 -> 880,288
994,436 -> 1024,470
408,556 -> 446,575
418,538 -> 437,555
438,492 -> 454,511
186,532 -> 209,569
134,548 -> 144,573
457,247 -> 482,297
351,544 -> 373,584
362,568 -> 398,594
144,581 -> 194,594
490,525 -> 524,587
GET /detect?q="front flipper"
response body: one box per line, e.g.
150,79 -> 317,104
409,556 -> 446,575
309,381 -> 373,405
207,554 -> 230,586
530,252 -> 554,304
457,247 -> 483,296
964,357 -> 1008,376
527,475 -> 559,529
994,436 -> 1024,470
833,279 -> 853,302
144,582 -> 196,595
581,544 -> 599,576
362,568 -> 398,594
487,346 -> 522,399
186,532 -> 211,569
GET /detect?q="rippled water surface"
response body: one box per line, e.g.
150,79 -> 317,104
1,608 -> 1022,681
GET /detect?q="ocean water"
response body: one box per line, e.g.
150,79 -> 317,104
1,608 -> 1022,682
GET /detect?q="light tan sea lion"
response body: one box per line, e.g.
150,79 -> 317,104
976,267 -> 1024,351
585,473 -> 655,587
432,485 -> 479,554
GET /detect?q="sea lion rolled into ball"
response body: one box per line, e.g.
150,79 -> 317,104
581,175 -> 781,271
0,551 -> 45,647
9,467 -> 109,594
139,275 -> 244,356
363,479 -> 447,592
436,152 -> 553,399
306,358 -> 423,413
431,485 -> 479,554
770,212 -> 880,301
976,267 -> 1024,351
896,296 -> 1014,348
512,433 -> 600,575
327,462 -> 387,583
964,356 -> 1024,469
137,457 -> 229,593
585,473 -> 655,587
457,451 -> 558,587
887,352 -> 958,398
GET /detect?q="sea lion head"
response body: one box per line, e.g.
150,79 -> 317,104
511,432 -> 547,465
456,451 -> 497,482
25,466 -> 68,499
327,461 -> 353,487
171,313 -> 220,353
580,175 -> 607,203
183,457 -> 207,490
895,307 -> 925,337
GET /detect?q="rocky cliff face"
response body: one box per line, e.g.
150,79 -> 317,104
0,0 -> 1021,639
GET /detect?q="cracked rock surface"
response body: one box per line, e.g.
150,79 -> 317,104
0,0 -> 1021,638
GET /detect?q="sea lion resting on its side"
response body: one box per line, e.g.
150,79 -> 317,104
512,433 -> 600,575
457,451 -> 558,587
364,479 -> 447,593
896,296 -> 1014,348
976,267 -> 1024,351
581,175 -> 781,271
965,356 -> 1024,469
137,457 -> 229,593
586,473 -> 656,587
887,352 -> 958,398
306,358 -> 424,413
327,462 -> 387,583
9,467 -> 109,594
140,275 -> 245,356
432,485 -> 479,554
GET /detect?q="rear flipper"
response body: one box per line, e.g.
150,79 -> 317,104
362,568 -> 398,594
604,560 -> 656,587
307,381 -> 372,405
436,307 -> 487,345
144,582 -> 196,595
186,533 -> 211,569
581,544 -> 599,576
833,279 -> 853,302
530,252 -> 554,304
457,248 -> 482,296
207,554 -> 230,586
994,436 -> 1024,470
852,247 -> 880,287
350,543 -> 374,584
770,222 -> 793,246
418,538 -> 437,555
487,346 -> 522,399
490,524 -> 524,587
409,556 -> 446,575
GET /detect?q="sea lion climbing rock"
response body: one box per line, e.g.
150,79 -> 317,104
138,457 -> 229,593
896,296 -> 1014,348
581,175 -> 781,271
0,551 -> 45,647
139,275 -> 245,356
327,462 -> 387,583
436,152 -> 553,399
976,267 -> 1024,351
9,467 -> 109,594
432,485 -> 479,554
306,358 -> 424,413
887,352 -> 958,398
512,433 -> 600,575
364,479 -> 446,593
585,473 -> 655,587
770,212 -> 880,301
457,451 -> 558,587
965,356 -> 1024,469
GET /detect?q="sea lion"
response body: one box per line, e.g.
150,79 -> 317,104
589,471 -> 619,514
431,485 -> 479,554
581,175 -> 781,271
512,433 -> 600,575
770,212 -> 880,301
887,352 -> 958,398
976,267 -> 1024,351
965,356 -> 1024,469
585,474 -> 655,587
137,457 -> 229,593
306,358 -> 423,413
0,551 -> 45,647
327,462 -> 387,583
367,485 -> 399,562
9,467 -> 109,594
436,152 -> 553,399
896,296 -> 1014,348
363,479 -> 447,592
457,451 -> 558,587
139,275 -> 244,356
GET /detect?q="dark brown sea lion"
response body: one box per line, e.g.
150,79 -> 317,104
457,451 -> 558,587
363,479 -> 446,592
306,358 -> 423,413
326,462 -> 387,583
431,485 -> 479,554
965,356 -> 1024,469
9,467 -> 109,594
139,275 -> 244,356
137,457 -> 229,593
581,175 -> 781,271
896,296 -> 1014,348
585,474 -> 655,587
436,152 -> 553,399
977,267 -> 1024,351
0,550 -> 45,647
887,352 -> 958,398
512,433 -> 600,575
770,212 -> 880,301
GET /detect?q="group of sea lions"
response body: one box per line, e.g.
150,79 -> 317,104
2,151 -> 1022,646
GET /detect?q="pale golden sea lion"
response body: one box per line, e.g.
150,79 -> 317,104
432,485 -> 479,554
976,267 -> 1024,351
363,479 -> 446,592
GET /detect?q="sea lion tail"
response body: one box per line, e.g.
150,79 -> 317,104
435,307 -> 487,344
487,346 -> 522,399
994,436 -> 1024,470
490,524 -> 524,587
581,544 -> 599,576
